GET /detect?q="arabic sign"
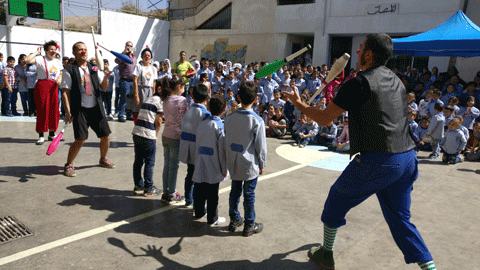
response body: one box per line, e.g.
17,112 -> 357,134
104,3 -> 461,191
366,3 -> 399,15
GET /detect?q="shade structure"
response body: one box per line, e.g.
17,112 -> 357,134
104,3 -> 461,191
392,10 -> 480,57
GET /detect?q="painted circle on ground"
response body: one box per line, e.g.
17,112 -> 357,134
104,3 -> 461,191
276,144 -> 351,172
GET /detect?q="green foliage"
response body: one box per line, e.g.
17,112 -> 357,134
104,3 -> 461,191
0,4 -> 6,25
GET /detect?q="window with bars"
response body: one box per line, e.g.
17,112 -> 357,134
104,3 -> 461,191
197,3 -> 231,30
278,0 -> 315,5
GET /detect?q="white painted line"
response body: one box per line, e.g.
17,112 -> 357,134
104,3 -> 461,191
0,163 -> 307,266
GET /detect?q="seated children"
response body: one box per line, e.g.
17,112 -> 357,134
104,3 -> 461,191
440,118 -> 467,164
407,92 -> 418,112
426,89 -> 443,119
425,103 -> 445,159
443,106 -> 454,128
440,84 -> 458,104
293,117 -> 319,148
306,71 -> 321,96
263,104 -> 275,135
460,96 -> 480,133
331,117 -> 349,152
292,113 -> 307,139
317,120 -> 338,147
225,81 -> 267,237
408,110 -> 418,134
131,82 -> 163,196
448,96 -> 461,116
268,106 -> 288,138
454,115 -> 470,143
271,90 -> 286,108
415,117 -> 431,151
192,94 -> 228,225
465,122 -> 480,161
283,96 -> 296,133
418,89 -> 432,119
179,84 -> 211,206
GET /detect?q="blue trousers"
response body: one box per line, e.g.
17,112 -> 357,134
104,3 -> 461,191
118,79 -> 133,120
1,88 -> 11,114
162,136 -> 180,195
101,91 -> 113,115
184,163 -> 195,203
133,135 -> 156,189
229,178 -> 258,226
10,88 -> 18,113
321,149 -> 433,264
19,91 -> 30,114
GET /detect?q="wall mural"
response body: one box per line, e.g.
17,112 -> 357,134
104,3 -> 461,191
201,39 -> 247,66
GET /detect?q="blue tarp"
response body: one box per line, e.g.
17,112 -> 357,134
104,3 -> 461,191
392,10 -> 480,57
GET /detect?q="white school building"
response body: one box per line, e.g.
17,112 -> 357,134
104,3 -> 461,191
168,0 -> 480,81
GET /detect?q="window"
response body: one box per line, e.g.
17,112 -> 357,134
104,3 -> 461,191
197,3 -> 231,30
278,0 -> 315,5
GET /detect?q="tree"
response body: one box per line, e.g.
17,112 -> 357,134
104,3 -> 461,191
0,4 -> 6,25
119,0 -> 137,15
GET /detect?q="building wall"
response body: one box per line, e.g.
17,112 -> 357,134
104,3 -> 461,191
0,10 -> 170,68
170,0 -> 479,77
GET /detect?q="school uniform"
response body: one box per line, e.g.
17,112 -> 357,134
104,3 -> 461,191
179,103 -> 211,204
440,129 -> 467,163
440,92 -> 457,105
427,112 -> 445,157
414,125 -> 430,151
192,115 -> 228,224
260,78 -> 279,104
223,78 -> 239,96
270,98 -> 285,109
295,78 -> 307,92
210,76 -> 224,94
460,125 -> 470,141
425,99 -> 443,118
408,121 -> 418,135
408,101 -> 418,112
307,78 -> 321,96
225,108 -> 267,227
295,122 -> 319,146
459,106 -> 480,130
317,124 -> 338,147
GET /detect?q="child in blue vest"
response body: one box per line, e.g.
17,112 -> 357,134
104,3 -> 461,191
225,81 -> 267,237
192,94 -> 228,225
425,103 -> 445,159
179,84 -> 211,207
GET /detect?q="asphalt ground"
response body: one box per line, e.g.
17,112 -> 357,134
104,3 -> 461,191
0,115 -> 479,270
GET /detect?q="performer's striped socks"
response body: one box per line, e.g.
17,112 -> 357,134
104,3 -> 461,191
418,261 -> 436,269
323,224 -> 338,251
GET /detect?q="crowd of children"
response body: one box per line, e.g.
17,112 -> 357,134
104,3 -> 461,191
112,58 -> 480,236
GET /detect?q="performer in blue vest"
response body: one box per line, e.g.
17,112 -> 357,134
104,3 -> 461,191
283,34 -> 435,270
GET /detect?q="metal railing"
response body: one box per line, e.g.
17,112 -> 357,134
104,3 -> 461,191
169,0 -> 215,20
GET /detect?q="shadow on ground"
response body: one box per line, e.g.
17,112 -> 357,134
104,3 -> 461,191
0,165 -> 95,182
109,237 -> 318,269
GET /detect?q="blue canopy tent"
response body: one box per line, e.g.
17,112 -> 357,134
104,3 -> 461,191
392,10 -> 480,57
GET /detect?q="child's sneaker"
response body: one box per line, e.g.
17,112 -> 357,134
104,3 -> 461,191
428,154 -> 439,159
307,245 -> 335,270
242,222 -> 263,237
99,157 -> 116,168
292,143 -> 298,146
228,218 -> 244,232
442,154 -> 448,163
133,185 -> 144,195
64,163 -> 76,177
144,186 -> 161,196
208,217 -> 226,226
299,144 -> 305,148
169,192 -> 184,203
